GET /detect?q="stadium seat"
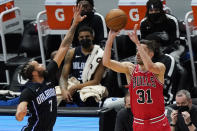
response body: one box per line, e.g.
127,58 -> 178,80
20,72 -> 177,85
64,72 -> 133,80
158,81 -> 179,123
185,6 -> 197,89
0,7 -> 42,87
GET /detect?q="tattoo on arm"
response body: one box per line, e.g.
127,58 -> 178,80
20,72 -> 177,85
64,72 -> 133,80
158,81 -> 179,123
59,51 -> 72,89
62,24 -> 77,47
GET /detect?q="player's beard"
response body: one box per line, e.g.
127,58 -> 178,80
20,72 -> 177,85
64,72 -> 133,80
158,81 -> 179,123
136,57 -> 144,65
137,61 -> 144,65
38,70 -> 48,78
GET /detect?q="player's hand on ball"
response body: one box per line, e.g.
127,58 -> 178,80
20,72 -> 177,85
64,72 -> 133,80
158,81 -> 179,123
109,30 -> 120,39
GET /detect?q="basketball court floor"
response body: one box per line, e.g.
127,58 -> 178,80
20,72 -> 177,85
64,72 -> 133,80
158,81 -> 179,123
0,116 -> 99,131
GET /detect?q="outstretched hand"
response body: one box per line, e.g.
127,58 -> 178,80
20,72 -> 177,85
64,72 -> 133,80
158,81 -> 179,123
72,4 -> 87,25
128,24 -> 140,46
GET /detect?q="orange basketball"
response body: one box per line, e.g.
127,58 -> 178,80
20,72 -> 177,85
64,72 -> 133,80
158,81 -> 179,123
105,9 -> 128,32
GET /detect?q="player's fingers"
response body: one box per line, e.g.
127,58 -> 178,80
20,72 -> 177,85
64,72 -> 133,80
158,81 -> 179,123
73,6 -> 76,13
133,24 -> 138,32
81,15 -> 87,21
78,4 -> 83,12
127,32 -> 131,38
65,97 -> 71,102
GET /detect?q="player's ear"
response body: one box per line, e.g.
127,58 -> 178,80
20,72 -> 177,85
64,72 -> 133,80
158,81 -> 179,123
32,70 -> 37,77
90,34 -> 94,40
150,51 -> 154,58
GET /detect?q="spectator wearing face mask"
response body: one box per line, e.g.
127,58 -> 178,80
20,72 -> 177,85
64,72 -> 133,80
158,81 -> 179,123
140,0 -> 184,62
170,89 -> 197,131
57,26 -> 108,107
72,0 -> 108,48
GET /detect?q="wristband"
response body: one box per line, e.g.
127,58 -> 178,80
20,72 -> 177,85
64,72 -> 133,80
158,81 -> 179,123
170,123 -> 176,127
187,121 -> 193,126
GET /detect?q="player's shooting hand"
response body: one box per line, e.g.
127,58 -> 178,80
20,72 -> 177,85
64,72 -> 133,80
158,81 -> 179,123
171,110 -> 178,124
128,24 -> 140,46
109,30 -> 120,39
73,4 -> 87,25
61,89 -> 73,102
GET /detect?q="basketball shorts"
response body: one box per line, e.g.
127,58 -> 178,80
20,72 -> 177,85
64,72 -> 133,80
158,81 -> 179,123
133,114 -> 171,131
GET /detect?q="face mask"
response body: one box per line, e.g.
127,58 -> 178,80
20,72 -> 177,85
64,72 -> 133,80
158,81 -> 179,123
80,39 -> 92,49
175,105 -> 189,114
148,13 -> 161,24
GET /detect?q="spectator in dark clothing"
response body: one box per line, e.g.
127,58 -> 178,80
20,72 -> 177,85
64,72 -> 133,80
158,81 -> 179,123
115,91 -> 133,131
140,0 -> 184,62
58,26 -> 107,107
145,34 -> 180,105
72,0 -> 108,48
170,89 -> 197,131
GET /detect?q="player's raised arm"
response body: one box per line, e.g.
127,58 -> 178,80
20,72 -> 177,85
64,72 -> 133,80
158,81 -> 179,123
53,5 -> 86,68
103,30 -> 134,74
128,24 -> 165,75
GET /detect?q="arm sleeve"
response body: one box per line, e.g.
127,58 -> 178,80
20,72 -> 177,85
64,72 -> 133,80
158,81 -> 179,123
46,60 -> 58,79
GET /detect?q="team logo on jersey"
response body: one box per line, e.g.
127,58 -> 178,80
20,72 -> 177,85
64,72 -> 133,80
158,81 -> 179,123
46,82 -> 51,86
75,55 -> 81,58
72,62 -> 85,69
36,88 -> 56,104
132,76 -> 156,89
36,88 -> 40,92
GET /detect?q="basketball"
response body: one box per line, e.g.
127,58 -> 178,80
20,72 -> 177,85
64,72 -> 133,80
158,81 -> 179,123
105,9 -> 128,32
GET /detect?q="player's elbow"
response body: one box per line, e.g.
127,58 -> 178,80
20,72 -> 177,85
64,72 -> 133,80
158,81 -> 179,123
102,59 -> 110,68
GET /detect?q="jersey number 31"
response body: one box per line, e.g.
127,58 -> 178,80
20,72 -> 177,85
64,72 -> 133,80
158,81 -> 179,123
136,89 -> 153,104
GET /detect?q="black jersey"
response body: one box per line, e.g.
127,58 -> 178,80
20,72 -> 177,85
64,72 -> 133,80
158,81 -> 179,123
20,60 -> 58,131
70,46 -> 89,82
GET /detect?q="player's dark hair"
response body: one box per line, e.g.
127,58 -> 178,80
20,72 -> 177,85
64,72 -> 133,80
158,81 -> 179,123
78,26 -> 94,37
76,0 -> 94,7
20,62 -> 35,80
140,39 -> 161,62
